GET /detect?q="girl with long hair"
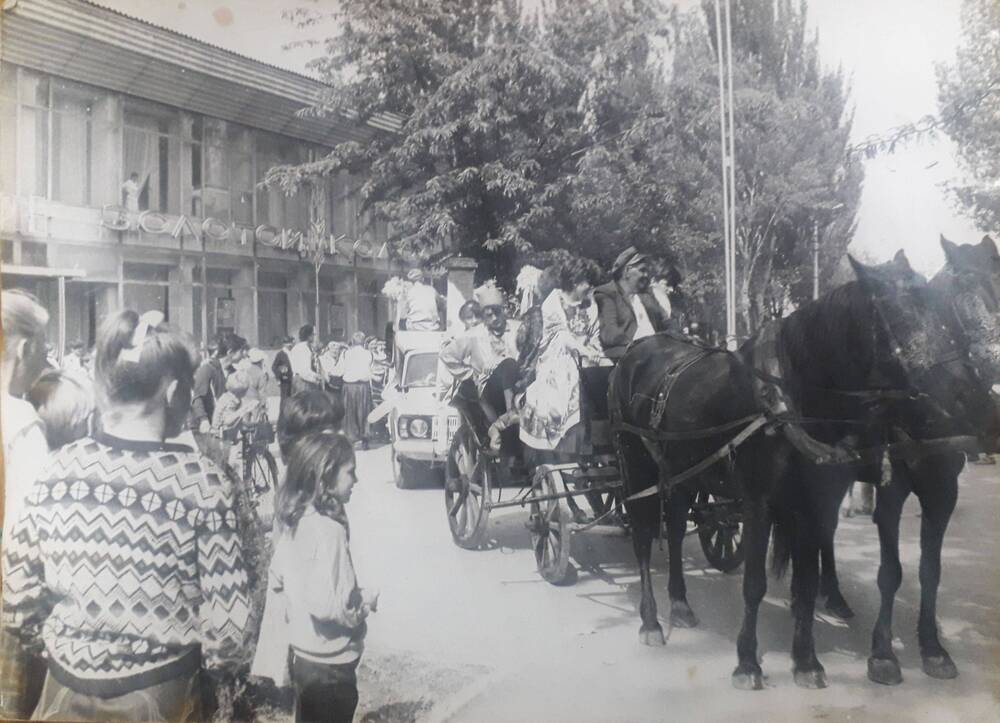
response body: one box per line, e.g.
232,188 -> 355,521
253,431 -> 377,723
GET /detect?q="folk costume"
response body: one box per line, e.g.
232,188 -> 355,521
519,290 -> 604,452
439,284 -> 518,418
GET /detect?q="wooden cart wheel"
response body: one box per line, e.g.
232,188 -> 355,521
530,470 -> 575,585
696,491 -> 745,573
444,426 -> 491,549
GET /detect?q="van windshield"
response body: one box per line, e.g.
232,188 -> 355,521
404,352 -> 438,388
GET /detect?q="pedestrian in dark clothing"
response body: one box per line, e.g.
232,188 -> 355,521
272,336 -> 295,420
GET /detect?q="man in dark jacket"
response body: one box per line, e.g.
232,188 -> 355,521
594,246 -> 669,361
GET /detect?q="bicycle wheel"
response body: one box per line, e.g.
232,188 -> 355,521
248,447 -> 279,496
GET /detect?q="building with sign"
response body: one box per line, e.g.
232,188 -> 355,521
1,0 -> 415,354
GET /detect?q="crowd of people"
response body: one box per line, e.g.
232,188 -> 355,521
0,289 -> 379,723
0,248 -> 683,722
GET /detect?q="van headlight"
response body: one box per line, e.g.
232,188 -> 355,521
398,415 -> 432,439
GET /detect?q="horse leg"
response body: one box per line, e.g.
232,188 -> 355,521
791,516 -> 826,688
733,497 -> 771,690
868,470 -> 909,685
914,464 -> 960,679
819,480 -> 854,620
619,431 -> 667,647
666,487 -> 698,629
632,516 -> 666,646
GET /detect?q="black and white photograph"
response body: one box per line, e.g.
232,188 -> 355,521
1,0 -> 999,720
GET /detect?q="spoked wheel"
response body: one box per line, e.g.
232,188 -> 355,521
444,427 -> 492,549
695,491 -> 745,573
246,447 -> 278,496
529,469 -> 574,585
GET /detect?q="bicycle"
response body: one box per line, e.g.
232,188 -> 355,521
232,418 -> 279,512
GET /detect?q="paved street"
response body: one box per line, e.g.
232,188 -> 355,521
343,444 -> 1000,722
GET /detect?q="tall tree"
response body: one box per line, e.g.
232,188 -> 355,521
652,1 -> 862,333
270,0 -> 671,284
937,0 -> 1000,230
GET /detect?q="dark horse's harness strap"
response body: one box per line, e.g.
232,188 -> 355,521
621,414 -> 770,502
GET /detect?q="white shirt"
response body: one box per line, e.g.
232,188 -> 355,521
289,341 -> 320,383
631,294 -> 656,342
336,347 -> 374,384
651,282 -> 672,320
2,394 -> 50,540
402,283 -> 441,331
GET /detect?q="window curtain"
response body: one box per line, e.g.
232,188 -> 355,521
123,128 -> 158,209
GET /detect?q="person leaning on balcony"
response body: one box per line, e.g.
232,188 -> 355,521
397,269 -> 443,331
290,325 -> 323,393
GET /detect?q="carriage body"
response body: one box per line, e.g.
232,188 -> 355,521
442,353 -> 746,583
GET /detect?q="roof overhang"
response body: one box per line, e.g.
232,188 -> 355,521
1,263 -> 87,278
1,0 -> 399,145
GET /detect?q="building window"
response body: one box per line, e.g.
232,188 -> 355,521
123,262 -> 170,320
21,240 -> 47,267
257,270 -> 288,347
192,265 -> 236,342
256,132 -> 309,230
124,100 -> 179,213
16,68 -> 49,198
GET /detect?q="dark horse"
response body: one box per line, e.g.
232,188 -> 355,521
863,235 -> 1000,685
609,251 -> 998,688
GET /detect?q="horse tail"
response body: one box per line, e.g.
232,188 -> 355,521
770,510 -> 794,579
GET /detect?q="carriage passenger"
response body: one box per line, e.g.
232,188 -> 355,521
512,259 -> 605,454
594,246 -> 670,361
439,283 -> 518,423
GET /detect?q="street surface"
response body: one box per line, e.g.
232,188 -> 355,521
341,444 -> 1000,723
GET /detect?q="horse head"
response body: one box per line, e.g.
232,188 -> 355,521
937,234 -> 1000,384
850,250 -> 999,445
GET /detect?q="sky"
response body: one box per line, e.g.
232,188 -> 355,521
95,0 -> 984,275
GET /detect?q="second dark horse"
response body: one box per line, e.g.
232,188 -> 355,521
609,251 -> 998,688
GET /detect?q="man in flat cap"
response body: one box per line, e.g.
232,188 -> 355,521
398,267 -> 445,331
593,246 -> 669,361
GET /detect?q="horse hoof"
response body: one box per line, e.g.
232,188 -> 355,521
639,626 -> 666,647
731,667 -> 765,691
824,595 -> 855,621
867,656 -> 903,686
670,604 -> 699,629
793,667 -> 828,689
922,654 -> 958,680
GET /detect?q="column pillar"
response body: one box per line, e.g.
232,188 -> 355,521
233,262 -> 255,345
444,256 -> 478,330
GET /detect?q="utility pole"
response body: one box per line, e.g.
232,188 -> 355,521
713,0 -> 737,349
812,218 -> 820,301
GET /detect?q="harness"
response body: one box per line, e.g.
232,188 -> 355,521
613,289 -> 983,503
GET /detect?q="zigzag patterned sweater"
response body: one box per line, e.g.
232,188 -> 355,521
2,432 -> 251,697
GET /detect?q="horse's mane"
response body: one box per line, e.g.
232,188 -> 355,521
777,281 -> 876,395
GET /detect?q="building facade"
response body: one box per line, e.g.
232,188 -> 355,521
1,0 -> 410,354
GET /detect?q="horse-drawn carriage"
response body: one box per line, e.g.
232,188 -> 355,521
442,357 -> 746,584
